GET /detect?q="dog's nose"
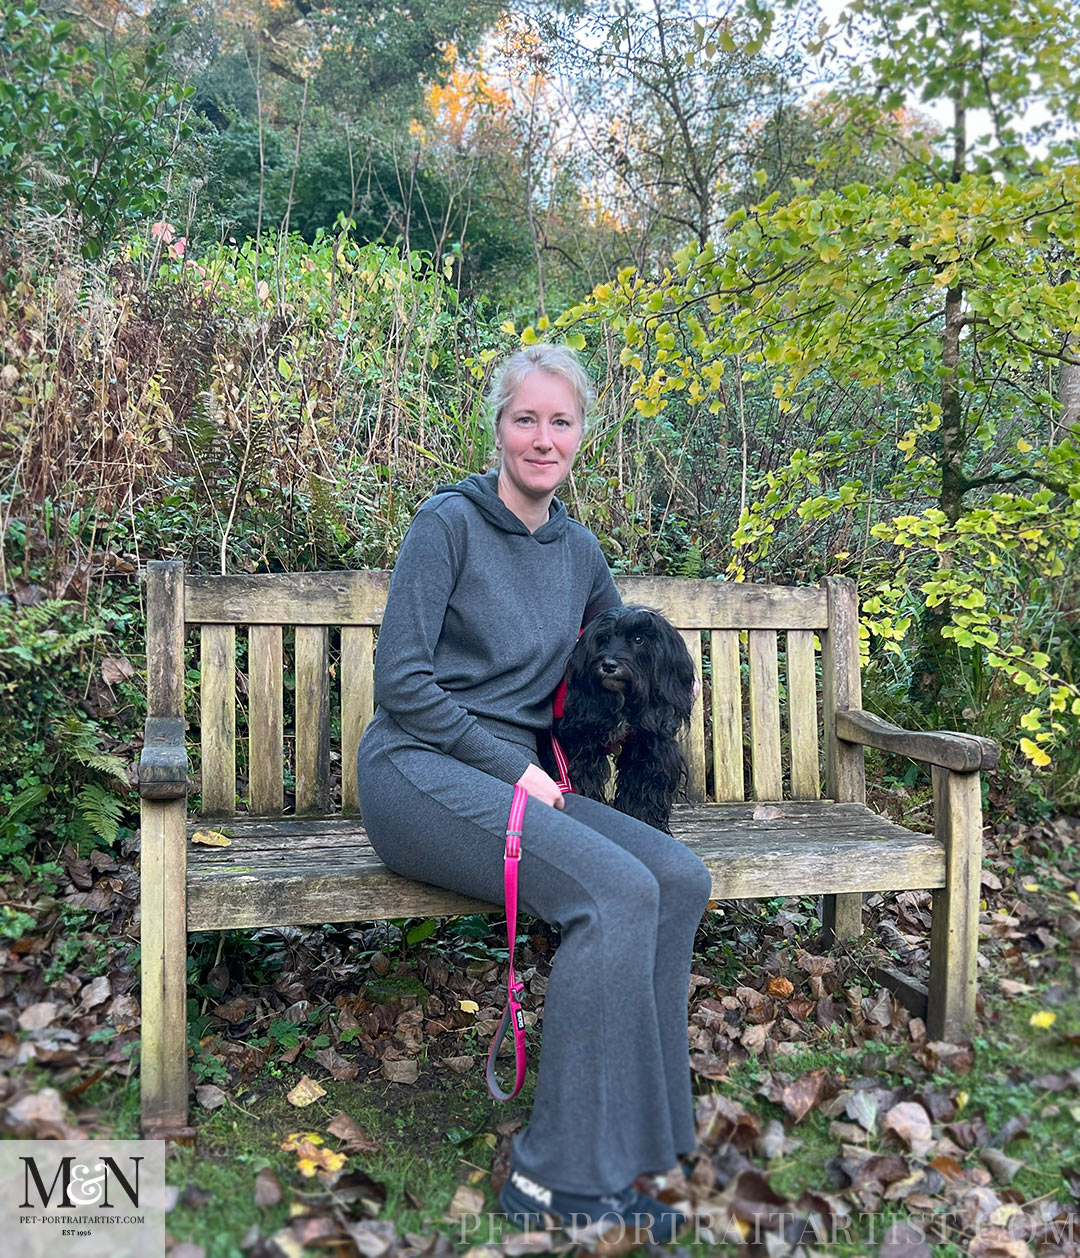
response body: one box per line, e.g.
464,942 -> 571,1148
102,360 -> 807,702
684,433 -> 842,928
600,658 -> 618,674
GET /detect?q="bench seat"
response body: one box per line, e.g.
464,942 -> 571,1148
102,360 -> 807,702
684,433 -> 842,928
185,801 -> 944,931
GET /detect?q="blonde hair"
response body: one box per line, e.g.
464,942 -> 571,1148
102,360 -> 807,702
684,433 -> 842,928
485,343 -> 596,440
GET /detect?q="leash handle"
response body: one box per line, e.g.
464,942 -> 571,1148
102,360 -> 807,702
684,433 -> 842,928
487,784 -> 529,1100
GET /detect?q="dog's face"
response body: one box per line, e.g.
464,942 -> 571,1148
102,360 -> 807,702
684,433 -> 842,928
566,605 -> 695,717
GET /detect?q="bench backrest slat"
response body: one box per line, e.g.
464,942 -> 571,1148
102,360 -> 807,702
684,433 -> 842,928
199,624 -> 235,814
295,626 -> 331,815
787,629 -> 821,800
248,624 -> 284,814
170,567 -> 859,817
340,626 -> 375,814
184,571 -> 827,629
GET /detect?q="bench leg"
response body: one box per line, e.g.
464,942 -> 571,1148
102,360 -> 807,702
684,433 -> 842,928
927,767 -> 982,1042
140,796 -> 195,1142
821,892 -> 863,944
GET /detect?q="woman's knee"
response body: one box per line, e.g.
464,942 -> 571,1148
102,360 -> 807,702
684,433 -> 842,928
664,846 -> 713,911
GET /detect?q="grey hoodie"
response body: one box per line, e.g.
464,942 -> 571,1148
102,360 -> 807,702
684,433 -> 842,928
365,469 -> 622,785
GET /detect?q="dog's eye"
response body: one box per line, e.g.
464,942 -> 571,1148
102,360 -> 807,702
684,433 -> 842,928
632,634 -> 644,644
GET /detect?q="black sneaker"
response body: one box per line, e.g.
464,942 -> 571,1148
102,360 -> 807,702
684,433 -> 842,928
499,1167 -> 687,1242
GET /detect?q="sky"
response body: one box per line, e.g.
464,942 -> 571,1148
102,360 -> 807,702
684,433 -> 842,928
808,0 -> 1054,150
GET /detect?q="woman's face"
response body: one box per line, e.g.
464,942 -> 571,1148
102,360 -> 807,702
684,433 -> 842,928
496,370 -> 583,501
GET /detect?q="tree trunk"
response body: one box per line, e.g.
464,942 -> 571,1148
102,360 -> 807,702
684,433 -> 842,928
910,93 -> 968,715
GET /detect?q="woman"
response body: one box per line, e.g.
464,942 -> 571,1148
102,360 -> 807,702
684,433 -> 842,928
355,344 -> 712,1241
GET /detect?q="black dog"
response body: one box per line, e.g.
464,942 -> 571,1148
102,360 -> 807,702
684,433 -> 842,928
542,605 -> 696,833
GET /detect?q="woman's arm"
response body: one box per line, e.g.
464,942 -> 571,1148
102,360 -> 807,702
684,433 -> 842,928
372,510 -> 533,785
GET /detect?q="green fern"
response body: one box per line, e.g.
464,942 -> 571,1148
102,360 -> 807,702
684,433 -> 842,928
50,712 -> 129,787
673,541 -> 703,578
72,783 -> 124,847
0,598 -> 102,676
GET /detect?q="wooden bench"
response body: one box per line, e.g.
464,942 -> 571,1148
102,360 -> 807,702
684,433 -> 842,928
137,559 -> 998,1141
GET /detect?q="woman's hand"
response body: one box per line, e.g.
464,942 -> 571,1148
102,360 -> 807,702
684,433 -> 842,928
515,762 -> 566,810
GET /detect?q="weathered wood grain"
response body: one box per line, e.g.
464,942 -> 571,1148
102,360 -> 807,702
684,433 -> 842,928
140,796 -> 191,1137
821,576 -> 866,942
787,629 -> 820,799
837,709 -> 998,772
679,629 -> 707,801
749,629 -> 783,800
248,625 -> 284,815
927,766 -> 983,1041
199,624 -> 235,815
709,629 -> 744,801
185,801 -> 944,930
184,571 -> 828,630
294,626 -> 330,815
340,626 -> 375,815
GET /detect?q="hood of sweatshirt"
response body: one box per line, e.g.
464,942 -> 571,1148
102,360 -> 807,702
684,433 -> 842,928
433,469 -> 569,543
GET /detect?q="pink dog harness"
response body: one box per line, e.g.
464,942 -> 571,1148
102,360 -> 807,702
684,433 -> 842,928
485,736 -> 573,1100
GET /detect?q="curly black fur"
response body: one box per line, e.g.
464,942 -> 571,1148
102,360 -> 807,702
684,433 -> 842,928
541,605 -> 696,833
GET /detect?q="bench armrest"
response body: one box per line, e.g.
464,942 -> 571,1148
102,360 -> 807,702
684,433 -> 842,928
138,716 -> 191,800
835,709 -> 999,772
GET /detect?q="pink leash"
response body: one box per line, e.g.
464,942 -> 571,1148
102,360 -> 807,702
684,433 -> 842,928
486,737 -> 573,1101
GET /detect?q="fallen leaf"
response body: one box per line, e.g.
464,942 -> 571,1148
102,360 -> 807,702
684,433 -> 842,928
782,1067 -> 830,1123
287,1075 -> 327,1107
195,1085 -> 226,1110
753,804 -> 784,821
191,830 -> 232,846
882,1101 -> 934,1158
102,656 -> 135,686
80,976 -> 111,1009
18,1003 -> 58,1032
879,1219 -> 933,1258
446,1184 -> 486,1222
326,1111 -> 381,1154
380,1058 -> 418,1084
254,1167 -> 282,1206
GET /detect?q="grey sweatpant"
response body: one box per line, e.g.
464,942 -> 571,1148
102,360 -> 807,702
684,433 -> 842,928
356,710 -> 713,1196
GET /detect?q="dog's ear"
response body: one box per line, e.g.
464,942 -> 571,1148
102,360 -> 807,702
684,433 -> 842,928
642,613 -> 696,730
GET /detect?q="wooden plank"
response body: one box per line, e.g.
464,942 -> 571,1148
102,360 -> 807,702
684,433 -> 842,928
872,965 -> 929,1020
340,626 -> 374,815
749,629 -> 783,800
199,624 -> 235,816
709,630 -> 744,801
140,796 -> 192,1138
821,576 -> 865,804
820,576 -> 865,942
248,625 -> 284,815
185,570 -> 828,630
186,570 -> 391,626
927,767 -> 983,1041
146,560 -> 185,716
836,710 -> 998,772
787,629 -> 820,799
184,801 -> 947,930
294,626 -> 330,815
679,629 -> 706,802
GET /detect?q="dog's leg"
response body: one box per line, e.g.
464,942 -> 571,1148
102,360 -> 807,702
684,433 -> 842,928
613,733 -> 685,833
567,742 -> 612,804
